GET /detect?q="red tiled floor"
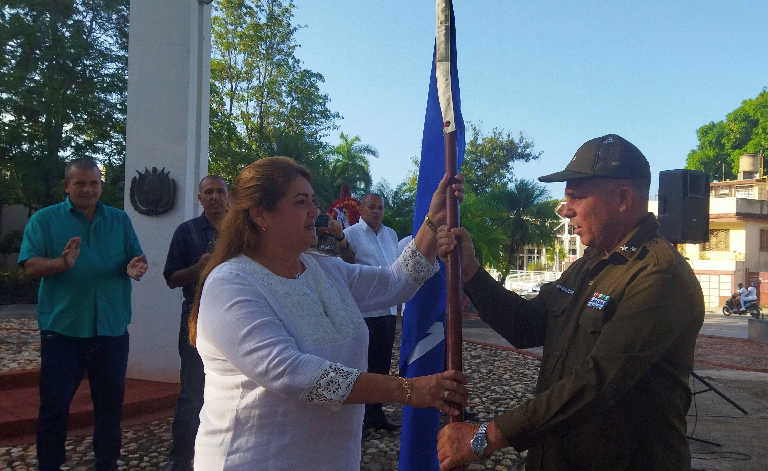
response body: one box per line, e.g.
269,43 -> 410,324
0,372 -> 178,442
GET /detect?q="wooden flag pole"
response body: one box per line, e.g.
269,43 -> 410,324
443,129 -> 463,423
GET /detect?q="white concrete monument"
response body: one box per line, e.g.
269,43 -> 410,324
124,0 -> 212,382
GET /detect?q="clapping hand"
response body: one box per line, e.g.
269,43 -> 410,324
127,254 -> 148,281
59,237 -> 81,269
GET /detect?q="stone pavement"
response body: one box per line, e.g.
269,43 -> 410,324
0,306 -> 538,470
2,304 -> 767,470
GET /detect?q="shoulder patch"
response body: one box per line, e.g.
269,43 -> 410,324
555,283 -> 575,295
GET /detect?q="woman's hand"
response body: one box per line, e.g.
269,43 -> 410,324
409,370 -> 468,416
437,226 -> 480,281
426,174 -> 465,227
412,174 -> 465,262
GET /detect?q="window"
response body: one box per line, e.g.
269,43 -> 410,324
761,230 -> 768,252
735,186 -> 755,199
715,187 -> 731,197
702,229 -> 729,251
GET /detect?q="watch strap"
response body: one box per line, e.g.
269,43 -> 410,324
470,422 -> 489,457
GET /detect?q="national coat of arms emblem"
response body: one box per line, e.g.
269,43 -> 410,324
129,167 -> 176,216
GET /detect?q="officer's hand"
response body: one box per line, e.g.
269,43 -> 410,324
59,237 -> 81,270
127,254 -> 148,281
436,227 -> 479,280
437,422 -> 480,470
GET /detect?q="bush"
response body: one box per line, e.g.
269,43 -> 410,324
0,269 -> 38,304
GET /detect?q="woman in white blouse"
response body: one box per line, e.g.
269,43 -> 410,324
188,157 -> 467,470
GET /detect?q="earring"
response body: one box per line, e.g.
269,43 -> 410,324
260,225 -> 269,232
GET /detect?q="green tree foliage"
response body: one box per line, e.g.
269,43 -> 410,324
485,180 -> 559,280
209,0 -> 340,182
376,129 -> 555,277
459,187 -> 507,267
373,178 -> 416,238
462,123 -> 541,194
0,0 -> 129,209
329,132 -> 377,197
686,89 -> 768,181
453,124 -> 555,276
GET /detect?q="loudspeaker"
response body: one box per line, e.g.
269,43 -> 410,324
658,169 -> 709,244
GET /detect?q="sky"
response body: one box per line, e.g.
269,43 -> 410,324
292,1 -> 768,199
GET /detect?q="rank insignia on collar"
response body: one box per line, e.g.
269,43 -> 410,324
619,245 -> 638,253
587,292 -> 611,310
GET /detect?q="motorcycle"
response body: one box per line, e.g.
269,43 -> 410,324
722,295 -> 762,319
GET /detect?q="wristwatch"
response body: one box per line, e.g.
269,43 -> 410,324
470,423 -> 488,457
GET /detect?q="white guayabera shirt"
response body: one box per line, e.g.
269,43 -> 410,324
343,219 -> 400,317
193,241 -> 437,471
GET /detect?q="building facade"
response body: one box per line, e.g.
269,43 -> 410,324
671,176 -> 768,311
551,162 -> 768,312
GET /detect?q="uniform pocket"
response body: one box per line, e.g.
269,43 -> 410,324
578,310 -> 605,334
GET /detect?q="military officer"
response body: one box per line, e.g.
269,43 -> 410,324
436,134 -> 704,471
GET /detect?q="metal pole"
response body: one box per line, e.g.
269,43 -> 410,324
443,130 -> 463,423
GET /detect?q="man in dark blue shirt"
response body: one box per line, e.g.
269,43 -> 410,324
163,176 -> 229,470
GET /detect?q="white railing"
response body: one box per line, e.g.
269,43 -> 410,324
486,269 -> 562,294
504,270 -> 562,283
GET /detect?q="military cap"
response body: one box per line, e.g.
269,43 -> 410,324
539,134 -> 650,182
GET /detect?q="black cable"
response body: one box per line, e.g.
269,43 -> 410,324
691,450 -> 752,462
688,375 -> 699,438
687,376 -> 755,465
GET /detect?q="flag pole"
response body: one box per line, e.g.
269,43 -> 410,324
398,1 -> 465,467
443,129 -> 464,423
436,0 -> 464,424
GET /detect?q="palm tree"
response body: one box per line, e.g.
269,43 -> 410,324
490,180 -> 559,280
460,188 -> 508,269
329,132 -> 378,196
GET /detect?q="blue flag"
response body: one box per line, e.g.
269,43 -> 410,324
398,2 -> 465,469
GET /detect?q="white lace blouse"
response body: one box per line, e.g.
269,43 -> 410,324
193,241 -> 438,470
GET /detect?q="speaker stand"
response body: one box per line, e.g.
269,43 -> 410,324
687,371 -> 748,446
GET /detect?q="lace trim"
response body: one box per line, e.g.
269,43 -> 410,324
302,362 -> 361,407
399,239 -> 439,285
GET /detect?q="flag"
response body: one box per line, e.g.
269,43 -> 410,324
398,1 -> 465,469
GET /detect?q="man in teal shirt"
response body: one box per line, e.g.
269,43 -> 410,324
19,158 -> 148,471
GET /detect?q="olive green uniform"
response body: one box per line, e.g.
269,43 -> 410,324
465,214 -> 704,470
